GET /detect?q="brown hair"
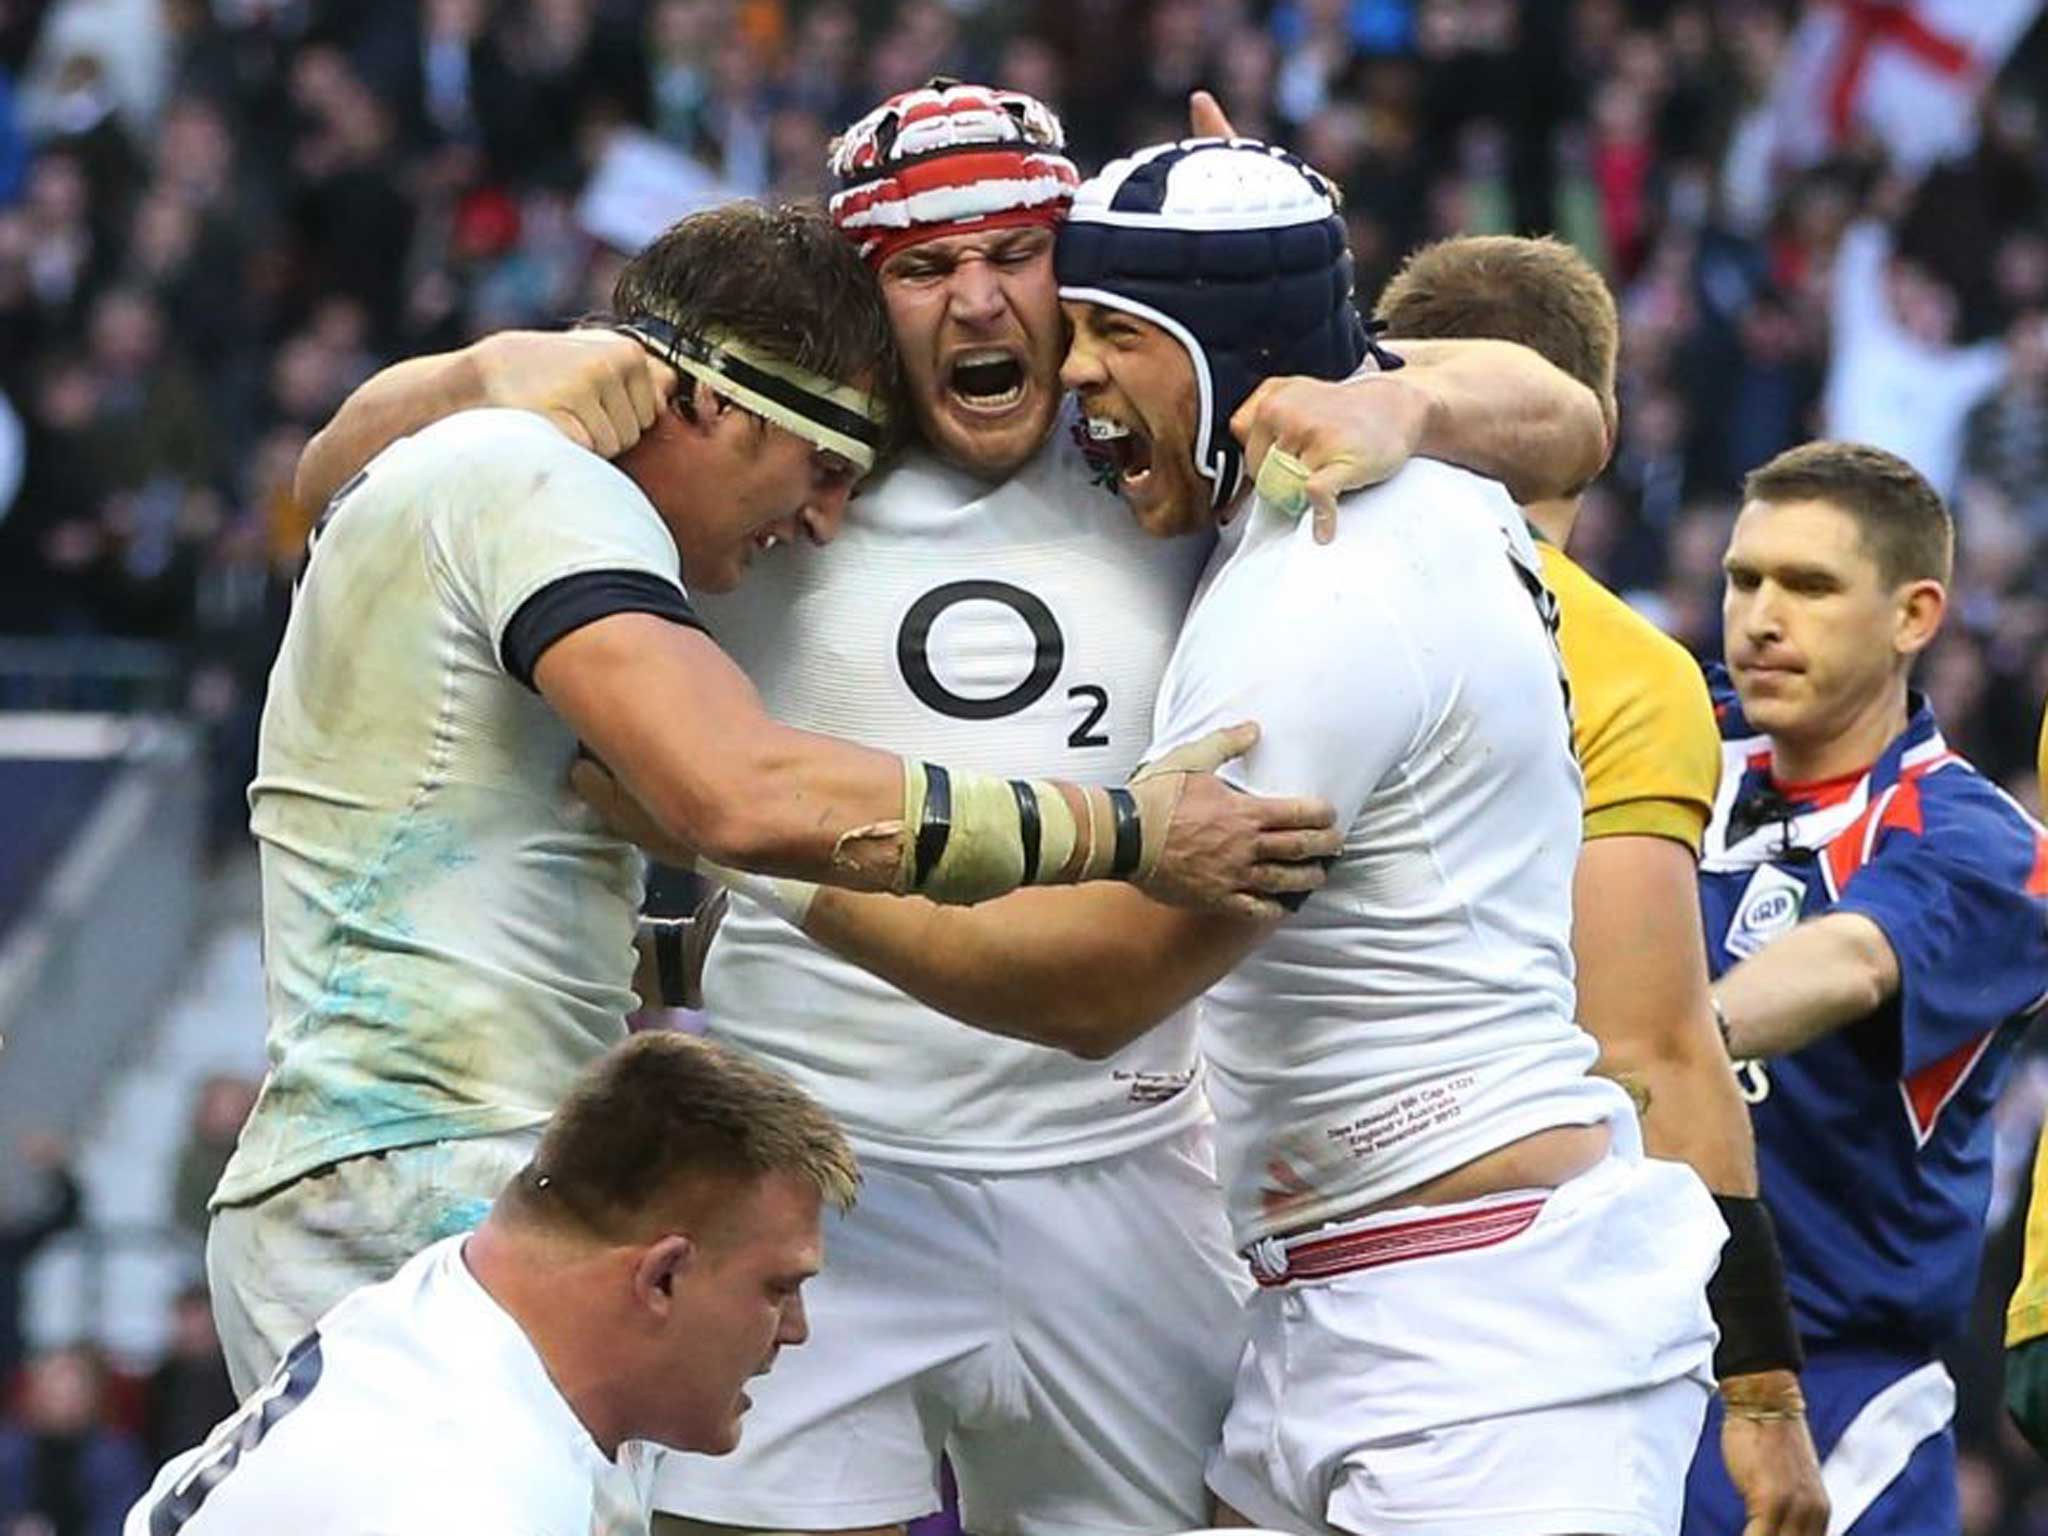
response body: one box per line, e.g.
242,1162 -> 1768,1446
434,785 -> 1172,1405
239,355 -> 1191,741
1742,440 -> 1953,586
612,199 -> 905,439
1374,234 -> 1620,440
507,1033 -> 859,1240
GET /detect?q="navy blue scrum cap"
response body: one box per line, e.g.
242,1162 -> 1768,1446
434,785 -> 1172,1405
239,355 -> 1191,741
1055,138 -> 1376,510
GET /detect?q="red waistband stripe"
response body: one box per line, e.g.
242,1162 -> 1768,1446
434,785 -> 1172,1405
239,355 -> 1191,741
1248,1195 -> 1549,1287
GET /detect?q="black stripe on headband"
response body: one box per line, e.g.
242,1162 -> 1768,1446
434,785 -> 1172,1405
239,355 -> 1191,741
621,314 -> 883,452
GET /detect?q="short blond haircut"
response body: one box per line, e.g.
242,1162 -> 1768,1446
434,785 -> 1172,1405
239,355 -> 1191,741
1375,234 -> 1620,439
508,1033 -> 859,1239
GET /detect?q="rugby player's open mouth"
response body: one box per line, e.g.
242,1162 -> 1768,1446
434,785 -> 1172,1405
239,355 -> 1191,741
1087,413 -> 1154,491
946,347 -> 1028,414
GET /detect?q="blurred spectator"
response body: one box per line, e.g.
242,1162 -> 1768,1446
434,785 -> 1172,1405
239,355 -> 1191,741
169,1076 -> 257,1245
1964,311 -> 2048,539
0,1345 -> 144,1536
139,1289 -> 234,1468
0,1138 -> 77,1395
1822,215 -> 2009,499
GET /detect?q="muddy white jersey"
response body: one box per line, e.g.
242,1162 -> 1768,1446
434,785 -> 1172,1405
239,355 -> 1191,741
224,410 -> 683,1205
127,1237 -> 659,1536
693,401 -> 1210,1169
1147,460 -> 1630,1246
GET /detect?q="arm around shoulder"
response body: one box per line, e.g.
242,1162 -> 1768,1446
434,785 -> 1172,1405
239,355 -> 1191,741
297,329 -> 667,513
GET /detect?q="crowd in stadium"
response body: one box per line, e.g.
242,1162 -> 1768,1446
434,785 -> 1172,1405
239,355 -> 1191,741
4,0 -> 2048,1533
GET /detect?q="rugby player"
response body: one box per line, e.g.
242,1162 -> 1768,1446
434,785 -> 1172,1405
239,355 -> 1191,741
129,1034 -> 856,1535
727,139 -> 1726,1535
207,198 -> 1339,1396
292,84 -> 1610,1536
1686,442 -> 2048,1534
1371,234 -> 1827,1536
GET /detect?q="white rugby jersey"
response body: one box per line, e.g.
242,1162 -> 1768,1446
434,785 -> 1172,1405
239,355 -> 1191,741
1147,459 -> 1630,1246
125,1237 -> 659,1535
693,400 -> 1211,1169
221,410 -> 675,1204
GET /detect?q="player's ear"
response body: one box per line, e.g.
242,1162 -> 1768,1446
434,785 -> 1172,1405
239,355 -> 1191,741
677,376 -> 729,436
633,1234 -> 696,1316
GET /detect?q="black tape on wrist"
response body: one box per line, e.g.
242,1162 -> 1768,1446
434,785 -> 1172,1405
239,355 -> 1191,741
1107,787 -> 1141,880
1707,1195 -> 1804,1378
651,919 -> 685,1008
1010,781 -> 1042,885
915,762 -> 953,888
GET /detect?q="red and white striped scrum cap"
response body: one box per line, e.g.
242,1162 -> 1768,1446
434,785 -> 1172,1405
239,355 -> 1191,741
828,80 -> 1080,267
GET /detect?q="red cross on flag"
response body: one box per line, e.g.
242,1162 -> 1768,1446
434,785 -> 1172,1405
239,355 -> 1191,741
1768,0 -> 2043,172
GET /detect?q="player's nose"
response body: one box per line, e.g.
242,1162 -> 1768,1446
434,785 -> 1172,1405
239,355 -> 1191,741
778,1292 -> 810,1347
800,490 -> 846,546
1060,335 -> 1107,394
944,259 -> 1005,326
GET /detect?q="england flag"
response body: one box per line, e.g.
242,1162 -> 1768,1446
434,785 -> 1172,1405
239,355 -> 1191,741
1769,0 -> 2044,172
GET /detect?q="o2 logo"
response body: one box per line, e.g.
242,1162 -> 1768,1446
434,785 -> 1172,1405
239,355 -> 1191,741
897,581 -> 1111,749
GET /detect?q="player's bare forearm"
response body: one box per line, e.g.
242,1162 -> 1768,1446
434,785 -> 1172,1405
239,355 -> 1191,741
803,882 -> 1267,1058
538,614 -> 915,887
1575,835 -> 1758,1194
1391,338 -> 1607,503
550,617 -> 1341,912
1715,912 -> 1901,1061
296,348 -> 486,511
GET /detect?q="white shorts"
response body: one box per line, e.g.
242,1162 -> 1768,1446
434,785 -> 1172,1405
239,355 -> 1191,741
1208,1131 -> 1723,1536
653,1122 -> 1251,1536
206,1131 -> 540,1397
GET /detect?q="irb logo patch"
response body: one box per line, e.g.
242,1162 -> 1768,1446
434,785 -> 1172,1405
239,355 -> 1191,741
1725,863 -> 1807,961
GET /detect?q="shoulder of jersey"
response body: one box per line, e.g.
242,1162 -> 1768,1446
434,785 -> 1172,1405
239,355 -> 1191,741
1541,545 -> 1709,694
1332,458 -> 1517,527
382,407 -> 639,493
1920,750 -> 2047,850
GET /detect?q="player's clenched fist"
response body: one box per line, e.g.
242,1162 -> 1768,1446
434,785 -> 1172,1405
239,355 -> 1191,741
470,328 -> 672,459
1130,722 -> 1342,919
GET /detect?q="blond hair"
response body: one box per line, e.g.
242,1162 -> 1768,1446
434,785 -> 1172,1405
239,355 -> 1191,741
508,1033 -> 859,1238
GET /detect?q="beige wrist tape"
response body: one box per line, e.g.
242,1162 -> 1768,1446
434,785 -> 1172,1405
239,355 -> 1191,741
829,762 -> 1155,906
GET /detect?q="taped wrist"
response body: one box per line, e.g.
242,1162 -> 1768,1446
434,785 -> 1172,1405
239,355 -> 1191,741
697,859 -> 817,928
1707,1195 -> 1805,1379
882,761 -> 1154,905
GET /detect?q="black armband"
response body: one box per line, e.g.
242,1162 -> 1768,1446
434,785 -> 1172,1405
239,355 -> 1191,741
1706,1194 -> 1804,1378
500,569 -> 703,689
915,762 -> 953,886
1107,787 -> 1142,880
1010,780 -> 1042,885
